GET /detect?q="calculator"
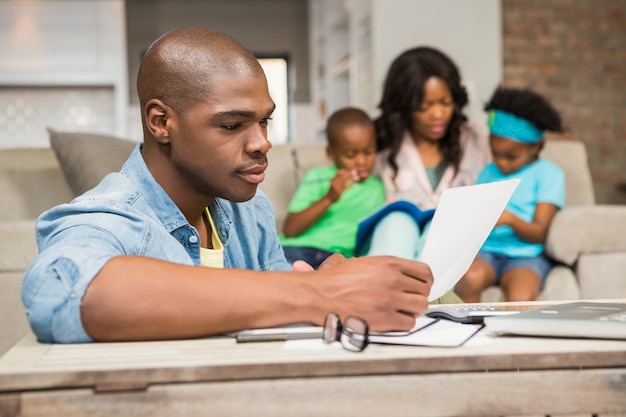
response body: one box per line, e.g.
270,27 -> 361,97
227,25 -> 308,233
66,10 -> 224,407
425,304 -> 519,324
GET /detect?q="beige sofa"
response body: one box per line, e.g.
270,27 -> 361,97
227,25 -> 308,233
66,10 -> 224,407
0,148 -> 74,356
2,132 -> 626,356
276,139 -> 626,304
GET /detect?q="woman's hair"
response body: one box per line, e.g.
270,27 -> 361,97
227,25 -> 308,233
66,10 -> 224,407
484,87 -> 563,133
374,46 -> 469,179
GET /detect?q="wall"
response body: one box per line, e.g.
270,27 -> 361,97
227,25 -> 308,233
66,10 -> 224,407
0,0 -> 128,149
501,0 -> 626,204
2,0 -> 622,203
370,0 -> 501,126
124,0 -> 626,204
125,0 -> 309,104
125,0 -> 310,143
308,0 -> 500,139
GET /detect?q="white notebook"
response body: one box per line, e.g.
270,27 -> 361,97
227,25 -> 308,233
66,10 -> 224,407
484,301 -> 626,340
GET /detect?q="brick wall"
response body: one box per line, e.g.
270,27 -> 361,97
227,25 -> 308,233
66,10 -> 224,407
502,0 -> 626,204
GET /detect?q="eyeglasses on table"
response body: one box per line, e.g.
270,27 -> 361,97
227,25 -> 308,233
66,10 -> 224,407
322,312 -> 369,352
322,312 -> 434,352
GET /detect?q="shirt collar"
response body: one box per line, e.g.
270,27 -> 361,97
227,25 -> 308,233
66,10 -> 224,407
121,144 -> 191,233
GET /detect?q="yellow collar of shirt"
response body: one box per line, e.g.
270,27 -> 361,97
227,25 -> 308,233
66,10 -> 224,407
199,207 -> 224,268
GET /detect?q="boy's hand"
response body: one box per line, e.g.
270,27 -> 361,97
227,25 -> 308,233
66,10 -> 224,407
326,169 -> 360,202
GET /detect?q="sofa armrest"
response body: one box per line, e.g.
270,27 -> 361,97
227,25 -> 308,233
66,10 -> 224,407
0,220 -> 37,355
545,205 -> 626,266
0,220 -> 38,272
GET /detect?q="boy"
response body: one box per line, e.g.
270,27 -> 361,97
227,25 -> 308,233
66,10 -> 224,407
455,87 -> 565,302
281,107 -> 386,268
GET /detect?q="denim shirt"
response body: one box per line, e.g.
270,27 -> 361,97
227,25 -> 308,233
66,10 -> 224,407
22,144 -> 291,344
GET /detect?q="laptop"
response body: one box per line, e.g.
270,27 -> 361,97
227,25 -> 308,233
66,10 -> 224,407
484,301 -> 626,340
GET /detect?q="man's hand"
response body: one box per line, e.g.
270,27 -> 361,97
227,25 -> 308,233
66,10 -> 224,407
312,256 -> 433,332
292,253 -> 346,272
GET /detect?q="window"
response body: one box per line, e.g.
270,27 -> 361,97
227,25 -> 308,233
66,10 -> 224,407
258,57 -> 289,144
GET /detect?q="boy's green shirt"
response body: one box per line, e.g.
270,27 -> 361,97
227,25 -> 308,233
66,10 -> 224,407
280,165 -> 386,257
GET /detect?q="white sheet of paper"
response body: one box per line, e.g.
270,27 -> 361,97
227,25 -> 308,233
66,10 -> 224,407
368,317 -> 481,347
419,179 -> 520,301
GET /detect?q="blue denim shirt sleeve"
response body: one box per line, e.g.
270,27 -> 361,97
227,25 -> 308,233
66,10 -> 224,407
22,144 -> 292,344
22,193 -> 196,343
22,217 -> 133,344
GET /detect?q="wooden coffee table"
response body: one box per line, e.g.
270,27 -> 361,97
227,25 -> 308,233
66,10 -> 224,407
1,300 -> 625,417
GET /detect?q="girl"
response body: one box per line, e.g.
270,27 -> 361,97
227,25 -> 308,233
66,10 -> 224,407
455,87 -> 566,302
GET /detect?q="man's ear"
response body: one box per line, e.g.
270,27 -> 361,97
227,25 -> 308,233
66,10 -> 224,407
145,99 -> 173,144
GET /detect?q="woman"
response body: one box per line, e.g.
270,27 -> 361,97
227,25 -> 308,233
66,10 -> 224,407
361,47 -> 491,302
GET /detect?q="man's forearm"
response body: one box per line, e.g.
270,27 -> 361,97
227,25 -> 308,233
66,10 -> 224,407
80,255 -> 433,341
80,255 -> 326,341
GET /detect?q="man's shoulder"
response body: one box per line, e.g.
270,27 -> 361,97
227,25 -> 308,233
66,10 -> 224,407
37,172 -> 151,228
73,172 -> 142,208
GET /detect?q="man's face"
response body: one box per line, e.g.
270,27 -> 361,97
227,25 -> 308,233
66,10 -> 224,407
168,74 -> 276,203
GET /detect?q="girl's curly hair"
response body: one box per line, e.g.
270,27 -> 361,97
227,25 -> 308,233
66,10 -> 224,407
485,87 -> 563,132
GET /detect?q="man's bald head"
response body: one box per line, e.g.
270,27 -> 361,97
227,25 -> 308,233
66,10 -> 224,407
137,27 -> 264,114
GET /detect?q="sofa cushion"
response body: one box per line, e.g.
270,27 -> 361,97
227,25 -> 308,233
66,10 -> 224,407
577,252 -> 626,299
48,129 -> 136,195
0,270 -> 32,356
546,205 -> 626,265
292,143 -> 329,183
0,221 -> 38,271
0,148 -> 74,221
542,139 -> 595,206
261,144 -> 299,232
0,221 -> 36,355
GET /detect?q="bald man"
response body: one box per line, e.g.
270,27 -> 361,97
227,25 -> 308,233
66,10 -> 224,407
22,28 -> 433,343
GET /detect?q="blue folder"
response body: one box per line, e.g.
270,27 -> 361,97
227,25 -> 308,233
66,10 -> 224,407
355,200 -> 435,252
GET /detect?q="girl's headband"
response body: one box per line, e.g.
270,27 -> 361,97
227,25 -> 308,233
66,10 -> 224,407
487,109 -> 544,143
